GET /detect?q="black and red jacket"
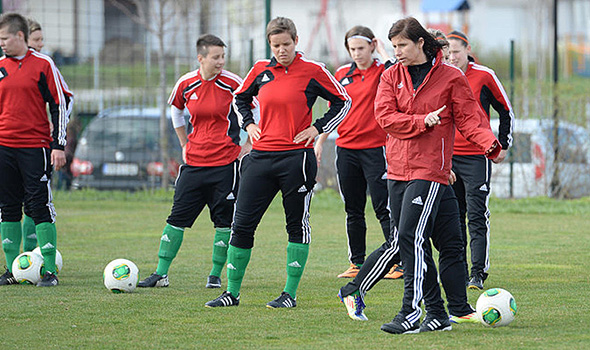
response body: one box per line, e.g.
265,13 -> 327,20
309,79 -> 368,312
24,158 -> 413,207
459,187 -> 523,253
168,69 -> 244,167
234,52 -> 351,152
375,51 -> 500,185
454,62 -> 514,155
0,49 -> 72,150
334,59 -> 387,150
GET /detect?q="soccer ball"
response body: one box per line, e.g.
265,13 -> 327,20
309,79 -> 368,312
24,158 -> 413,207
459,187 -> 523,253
32,247 -> 63,274
11,252 -> 44,284
103,259 -> 139,293
476,288 -> 517,327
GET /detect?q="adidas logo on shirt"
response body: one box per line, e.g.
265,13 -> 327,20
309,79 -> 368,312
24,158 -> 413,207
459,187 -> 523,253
412,196 -> 423,206
226,193 -> 235,200
2,238 -> 13,244
288,261 -> 302,268
297,185 -> 307,193
261,74 -> 270,82
479,184 -> 488,192
214,240 -> 227,248
161,234 -> 171,242
227,263 -> 237,270
189,93 -> 198,100
341,77 -> 350,86
397,82 -> 404,89
41,242 -> 55,250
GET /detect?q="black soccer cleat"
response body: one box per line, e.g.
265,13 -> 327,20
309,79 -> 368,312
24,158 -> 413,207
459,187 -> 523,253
206,275 -> 221,289
420,313 -> 453,332
0,268 -> 17,285
467,274 -> 484,290
205,291 -> 240,307
266,291 -> 297,309
138,272 -> 169,288
37,271 -> 59,287
381,314 -> 420,334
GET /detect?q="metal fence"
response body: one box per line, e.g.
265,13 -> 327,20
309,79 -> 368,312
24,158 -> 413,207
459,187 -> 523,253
8,0 -> 590,197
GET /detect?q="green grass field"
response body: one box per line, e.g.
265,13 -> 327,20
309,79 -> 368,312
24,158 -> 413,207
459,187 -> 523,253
2,190 -> 590,349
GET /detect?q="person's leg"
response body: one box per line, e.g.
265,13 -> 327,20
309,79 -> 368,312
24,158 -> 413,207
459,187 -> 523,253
430,186 -> 475,320
451,159 -> 469,281
276,149 -> 317,303
157,165 -> 207,277
0,146 -> 24,276
457,156 -> 492,287
335,147 -> 368,271
207,161 -> 239,285
362,147 -> 391,242
21,214 -> 37,252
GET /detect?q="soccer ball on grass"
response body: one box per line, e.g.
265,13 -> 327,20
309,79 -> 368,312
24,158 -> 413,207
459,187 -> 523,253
103,259 -> 139,293
476,288 -> 517,327
12,251 -> 44,284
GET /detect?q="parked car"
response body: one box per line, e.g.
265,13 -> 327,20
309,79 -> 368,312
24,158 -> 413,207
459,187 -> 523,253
71,107 -> 184,190
489,118 -> 590,198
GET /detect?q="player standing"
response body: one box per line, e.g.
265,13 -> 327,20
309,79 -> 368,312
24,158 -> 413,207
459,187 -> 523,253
314,25 -> 402,280
0,13 -> 71,286
447,30 -> 514,290
205,17 -> 351,308
138,34 -> 253,289
374,17 -> 500,334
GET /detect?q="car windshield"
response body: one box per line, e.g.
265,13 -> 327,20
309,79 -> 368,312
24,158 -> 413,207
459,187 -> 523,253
83,117 -> 164,153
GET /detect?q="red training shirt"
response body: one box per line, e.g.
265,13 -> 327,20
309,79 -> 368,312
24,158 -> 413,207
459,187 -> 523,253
168,69 -> 244,167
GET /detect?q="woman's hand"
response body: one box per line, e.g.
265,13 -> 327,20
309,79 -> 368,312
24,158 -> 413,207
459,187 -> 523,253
424,105 -> 446,127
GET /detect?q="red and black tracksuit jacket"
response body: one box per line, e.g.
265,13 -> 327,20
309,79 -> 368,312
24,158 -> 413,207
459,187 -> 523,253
234,52 -> 351,151
454,62 -> 514,155
0,49 -> 71,150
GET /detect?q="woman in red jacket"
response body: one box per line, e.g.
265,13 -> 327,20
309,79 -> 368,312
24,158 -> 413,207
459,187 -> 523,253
375,17 -> 500,334
447,30 -> 514,291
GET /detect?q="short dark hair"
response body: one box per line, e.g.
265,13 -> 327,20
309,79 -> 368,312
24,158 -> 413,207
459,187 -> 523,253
0,13 -> 29,42
388,17 -> 441,61
196,34 -> 226,57
266,17 -> 297,42
344,25 -> 375,51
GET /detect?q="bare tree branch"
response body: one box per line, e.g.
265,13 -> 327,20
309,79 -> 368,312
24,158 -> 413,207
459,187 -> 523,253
108,0 -> 157,34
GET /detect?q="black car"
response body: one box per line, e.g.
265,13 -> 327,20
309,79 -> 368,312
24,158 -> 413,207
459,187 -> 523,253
71,107 -> 184,190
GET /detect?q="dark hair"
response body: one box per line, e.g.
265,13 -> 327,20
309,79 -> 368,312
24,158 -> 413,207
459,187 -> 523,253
266,17 -> 297,42
344,25 -> 375,51
447,30 -> 475,62
447,30 -> 469,47
388,17 -> 441,61
196,34 -> 226,57
0,13 -> 29,42
27,17 -> 42,34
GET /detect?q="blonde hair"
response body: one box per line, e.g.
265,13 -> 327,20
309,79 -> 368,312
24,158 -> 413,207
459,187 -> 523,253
28,18 -> 42,34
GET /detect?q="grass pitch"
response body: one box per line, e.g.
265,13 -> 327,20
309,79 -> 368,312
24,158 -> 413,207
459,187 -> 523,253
2,190 -> 590,349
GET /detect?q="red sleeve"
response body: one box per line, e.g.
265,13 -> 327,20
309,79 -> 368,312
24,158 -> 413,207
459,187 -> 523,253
374,69 -> 428,139
451,74 -> 500,158
168,78 -> 187,110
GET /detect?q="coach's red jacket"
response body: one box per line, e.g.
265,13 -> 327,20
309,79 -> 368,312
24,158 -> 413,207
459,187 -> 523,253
374,50 -> 500,185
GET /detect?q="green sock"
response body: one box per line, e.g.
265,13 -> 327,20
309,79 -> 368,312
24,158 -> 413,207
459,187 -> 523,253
226,245 -> 252,297
284,242 -> 310,299
1,222 -> 22,272
156,224 -> 184,276
209,227 -> 231,277
22,215 -> 37,252
36,222 -> 57,274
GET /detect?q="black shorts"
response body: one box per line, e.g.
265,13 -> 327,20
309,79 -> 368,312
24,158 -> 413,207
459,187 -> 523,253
0,146 -> 55,224
166,160 -> 239,228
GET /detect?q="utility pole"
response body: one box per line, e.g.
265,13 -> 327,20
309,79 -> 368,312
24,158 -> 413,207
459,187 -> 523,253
550,0 -> 562,198
265,0 -> 271,58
